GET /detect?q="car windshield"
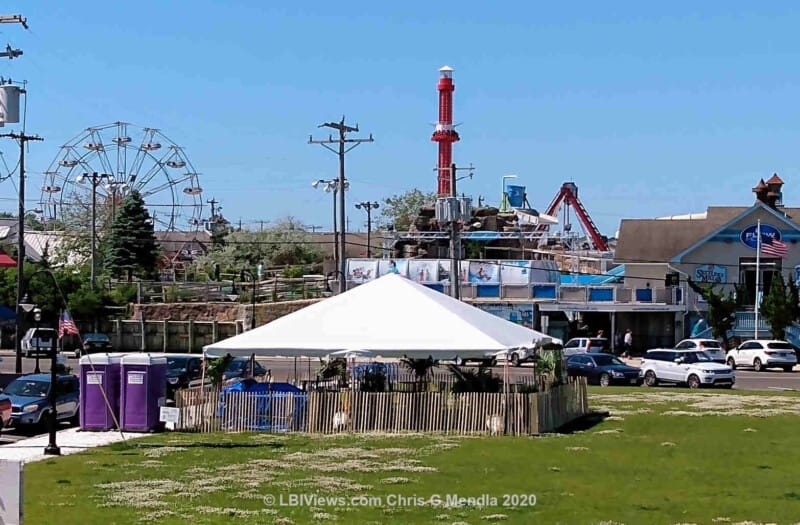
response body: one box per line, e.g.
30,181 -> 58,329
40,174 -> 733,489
680,351 -> 713,363
4,379 -> 49,398
698,340 -> 721,349
592,354 -> 625,367
84,334 -> 110,342
227,360 -> 246,371
167,358 -> 190,372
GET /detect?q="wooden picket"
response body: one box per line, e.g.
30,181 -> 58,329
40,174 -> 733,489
174,378 -> 588,435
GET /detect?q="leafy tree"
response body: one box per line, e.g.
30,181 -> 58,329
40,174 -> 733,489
103,190 -> 159,281
761,273 -> 794,340
687,279 -> 737,340
66,285 -> 105,320
205,353 -> 234,387
193,217 -> 323,277
447,364 -> 501,393
380,189 -> 436,231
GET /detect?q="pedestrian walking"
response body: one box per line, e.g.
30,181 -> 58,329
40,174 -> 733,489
623,329 -> 633,358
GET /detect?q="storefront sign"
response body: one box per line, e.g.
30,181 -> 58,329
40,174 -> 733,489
741,223 -> 782,249
694,264 -> 727,284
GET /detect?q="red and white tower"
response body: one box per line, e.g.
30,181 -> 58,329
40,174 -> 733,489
431,65 -> 460,196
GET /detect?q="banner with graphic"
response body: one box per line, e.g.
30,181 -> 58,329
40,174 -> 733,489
408,260 -> 439,283
346,259 -> 379,284
500,260 -> 533,285
478,303 -> 535,328
466,261 -> 500,284
378,259 -> 408,277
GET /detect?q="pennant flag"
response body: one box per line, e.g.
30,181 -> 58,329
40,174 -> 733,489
58,310 -> 80,339
761,236 -> 788,258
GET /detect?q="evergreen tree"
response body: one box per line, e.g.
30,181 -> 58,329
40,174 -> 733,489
687,278 -> 736,340
761,273 -> 793,340
103,190 -> 159,281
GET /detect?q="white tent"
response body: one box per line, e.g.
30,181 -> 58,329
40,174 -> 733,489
204,273 -> 561,359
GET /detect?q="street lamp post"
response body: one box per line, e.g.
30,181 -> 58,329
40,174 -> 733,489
240,269 -> 257,330
76,172 -> 112,290
501,174 -> 518,212
24,269 -> 63,456
312,179 -> 349,273
354,201 -> 379,257
33,307 -> 42,374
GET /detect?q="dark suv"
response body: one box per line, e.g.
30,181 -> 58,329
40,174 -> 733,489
223,358 -> 267,381
165,354 -> 204,398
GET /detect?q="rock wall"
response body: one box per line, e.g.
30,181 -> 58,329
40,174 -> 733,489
133,299 -> 322,324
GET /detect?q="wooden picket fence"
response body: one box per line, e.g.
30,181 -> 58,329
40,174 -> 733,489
174,378 -> 588,435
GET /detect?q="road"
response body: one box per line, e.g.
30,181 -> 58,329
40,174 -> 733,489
2,351 -> 799,391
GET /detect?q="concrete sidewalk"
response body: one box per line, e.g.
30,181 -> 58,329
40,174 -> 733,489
0,428 -> 148,464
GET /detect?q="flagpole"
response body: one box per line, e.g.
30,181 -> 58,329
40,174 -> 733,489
754,220 -> 761,340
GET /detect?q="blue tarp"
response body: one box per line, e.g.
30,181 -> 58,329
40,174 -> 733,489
218,380 -> 307,431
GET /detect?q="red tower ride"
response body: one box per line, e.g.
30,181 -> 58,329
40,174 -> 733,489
431,65 -> 460,196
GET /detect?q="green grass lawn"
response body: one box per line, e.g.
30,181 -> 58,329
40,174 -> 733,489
24,387 -> 800,525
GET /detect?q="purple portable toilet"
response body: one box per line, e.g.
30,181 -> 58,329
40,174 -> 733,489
79,353 -> 122,431
120,354 -> 167,432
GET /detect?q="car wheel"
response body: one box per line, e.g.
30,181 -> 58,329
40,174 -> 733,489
783,366 -> 794,373
722,384 -> 734,389
599,373 -> 611,387
511,353 -> 520,367
687,374 -> 701,389
643,370 -> 657,387
753,358 -> 763,372
727,358 -> 736,370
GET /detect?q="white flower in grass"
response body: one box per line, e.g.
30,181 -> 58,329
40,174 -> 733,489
482,514 -> 508,521
660,442 -> 677,447
549,466 -> 561,472
273,518 -> 295,525
711,518 -> 731,523
743,428 -> 758,432
312,511 -> 337,521
566,446 -> 589,451
435,515 -> 451,521
381,477 -> 411,484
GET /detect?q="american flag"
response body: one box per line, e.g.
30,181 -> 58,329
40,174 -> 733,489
761,236 -> 788,258
58,310 -> 80,339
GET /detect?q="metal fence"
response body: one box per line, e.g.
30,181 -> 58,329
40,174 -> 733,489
174,378 -> 588,436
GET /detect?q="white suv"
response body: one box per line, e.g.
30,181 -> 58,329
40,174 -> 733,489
640,349 -> 735,389
725,340 -> 797,372
675,338 -> 726,363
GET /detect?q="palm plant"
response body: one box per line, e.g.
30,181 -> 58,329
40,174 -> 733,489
400,357 -> 437,392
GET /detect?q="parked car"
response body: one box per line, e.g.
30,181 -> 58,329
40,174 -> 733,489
3,373 -> 80,427
223,358 -> 268,381
21,327 -> 57,358
725,340 -> 797,372
75,333 -> 113,357
566,353 -> 641,386
675,338 -> 726,363
0,393 -> 11,432
640,349 -> 735,389
452,355 -> 498,367
563,337 -> 608,357
165,354 -> 204,397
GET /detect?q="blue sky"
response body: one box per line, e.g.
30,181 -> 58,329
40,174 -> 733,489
1,1 -> 799,236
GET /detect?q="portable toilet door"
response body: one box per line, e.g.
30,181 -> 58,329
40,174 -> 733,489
79,353 -> 122,431
120,353 -> 167,432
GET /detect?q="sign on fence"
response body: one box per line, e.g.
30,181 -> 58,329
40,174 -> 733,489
0,460 -> 23,525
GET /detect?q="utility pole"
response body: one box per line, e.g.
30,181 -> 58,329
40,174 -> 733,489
207,198 -> 219,219
76,172 -> 112,290
1,132 -> 44,374
435,163 -> 474,300
309,117 -> 373,292
355,201 -> 379,257
0,12 -> 32,374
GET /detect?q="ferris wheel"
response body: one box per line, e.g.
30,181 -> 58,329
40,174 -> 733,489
40,121 -> 204,232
